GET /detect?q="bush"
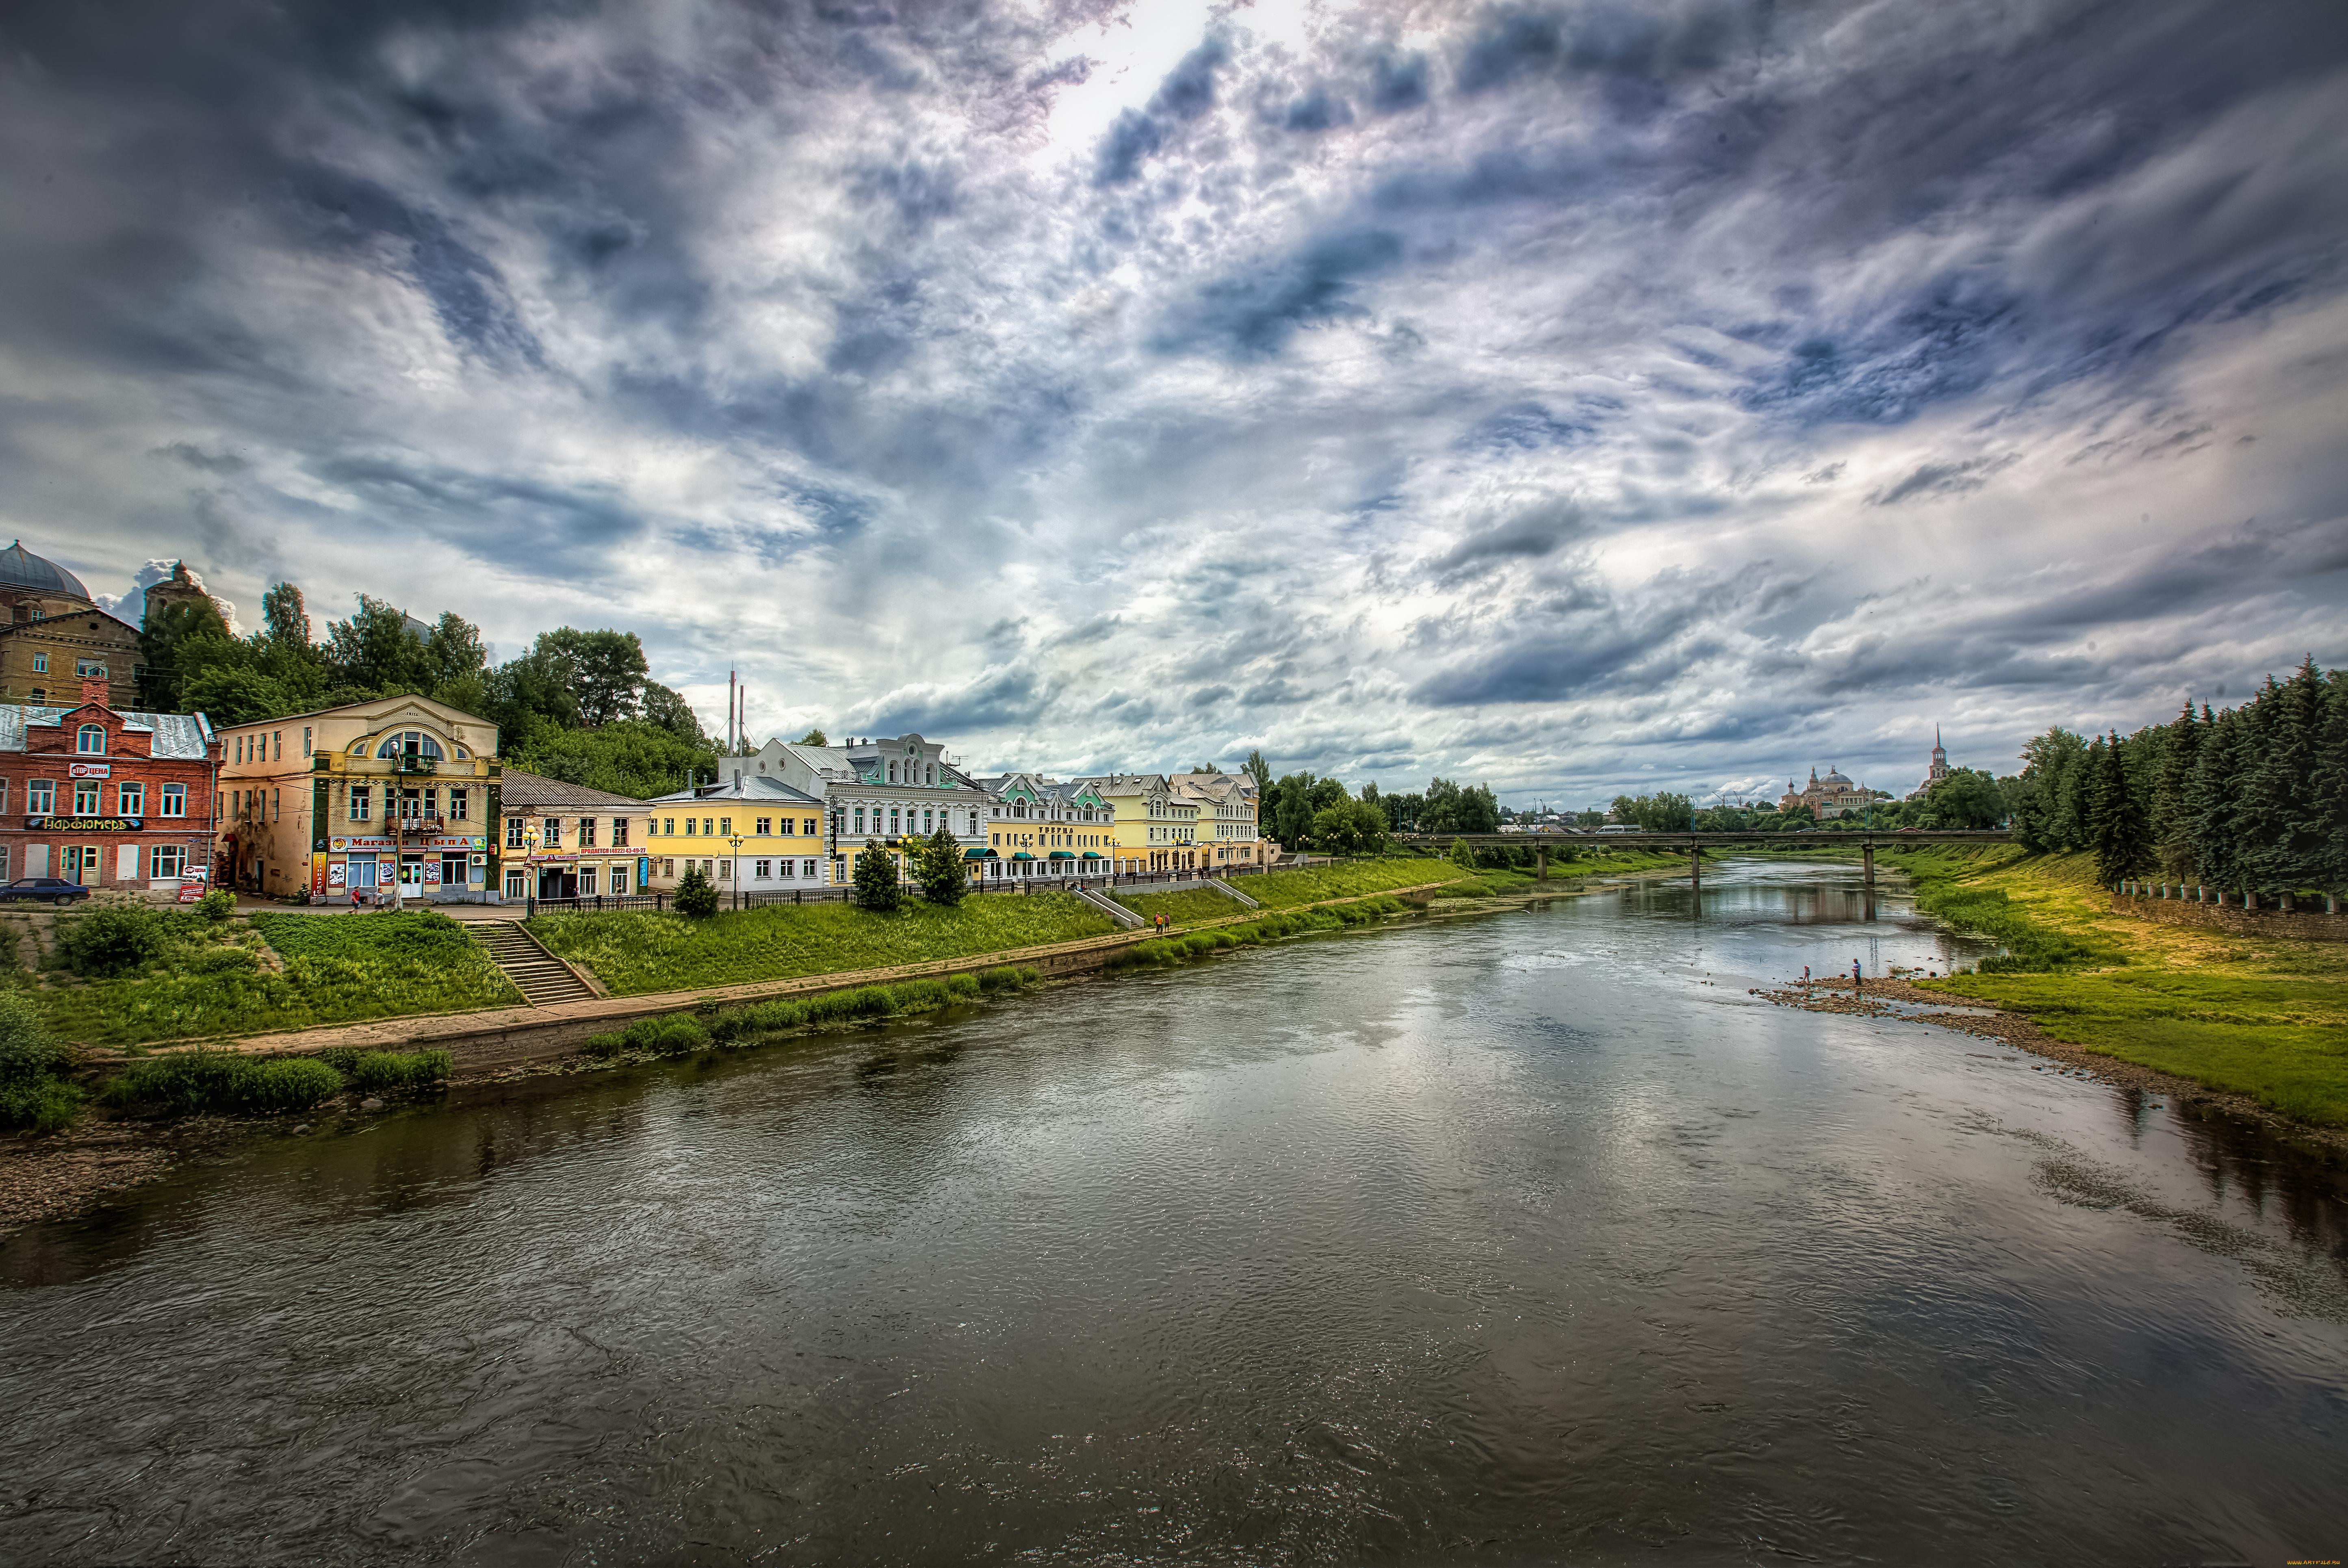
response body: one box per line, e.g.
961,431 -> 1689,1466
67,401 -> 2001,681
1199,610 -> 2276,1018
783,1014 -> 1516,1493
581,1030 -> 627,1059
852,844 -> 901,912
102,1049 -> 345,1117
917,825 -> 967,906
340,1049 -> 452,1093
195,887 -> 235,921
56,904 -> 166,978
0,992 -> 83,1134
674,864 -> 719,919
976,965 -> 1037,994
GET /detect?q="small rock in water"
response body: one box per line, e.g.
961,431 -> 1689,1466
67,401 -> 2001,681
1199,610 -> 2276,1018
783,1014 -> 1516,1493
292,1124 -> 310,1135
360,1097 -> 385,1112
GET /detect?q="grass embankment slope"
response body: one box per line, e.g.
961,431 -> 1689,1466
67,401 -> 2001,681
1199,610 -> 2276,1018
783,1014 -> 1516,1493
19,907 -> 519,1049
1889,845 -> 2348,1126
530,892 -> 1119,995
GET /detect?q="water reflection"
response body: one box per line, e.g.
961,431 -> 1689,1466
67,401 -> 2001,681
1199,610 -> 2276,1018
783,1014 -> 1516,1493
1,859 -> 2342,1566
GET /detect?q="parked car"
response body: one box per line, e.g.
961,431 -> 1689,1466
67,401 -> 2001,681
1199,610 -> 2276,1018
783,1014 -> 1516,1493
0,877 -> 91,906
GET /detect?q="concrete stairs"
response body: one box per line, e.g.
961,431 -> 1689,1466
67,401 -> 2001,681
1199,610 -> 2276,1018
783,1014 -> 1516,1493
470,920 -> 599,1007
1207,877 -> 1260,909
1073,885 -> 1143,928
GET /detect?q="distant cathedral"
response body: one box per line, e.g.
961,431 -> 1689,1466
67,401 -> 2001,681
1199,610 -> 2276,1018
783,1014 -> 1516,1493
1779,766 -> 1868,818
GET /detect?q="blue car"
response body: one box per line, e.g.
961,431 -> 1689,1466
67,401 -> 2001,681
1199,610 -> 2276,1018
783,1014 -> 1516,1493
0,877 -> 92,906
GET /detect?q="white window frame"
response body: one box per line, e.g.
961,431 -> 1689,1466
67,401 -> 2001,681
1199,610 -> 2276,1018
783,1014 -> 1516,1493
76,724 -> 106,755
158,783 -> 185,818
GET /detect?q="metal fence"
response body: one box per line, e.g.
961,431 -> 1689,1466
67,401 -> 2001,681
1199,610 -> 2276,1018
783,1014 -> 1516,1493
519,863 -> 1285,917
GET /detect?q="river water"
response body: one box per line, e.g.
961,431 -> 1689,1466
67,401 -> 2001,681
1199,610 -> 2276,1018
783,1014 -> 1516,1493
4,860 -> 2345,1565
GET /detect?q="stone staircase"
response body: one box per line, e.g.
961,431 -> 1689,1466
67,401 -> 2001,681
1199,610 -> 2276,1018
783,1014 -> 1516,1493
470,920 -> 598,1006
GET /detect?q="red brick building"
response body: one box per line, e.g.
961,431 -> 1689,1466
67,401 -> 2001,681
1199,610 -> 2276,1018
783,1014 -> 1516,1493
0,677 -> 220,894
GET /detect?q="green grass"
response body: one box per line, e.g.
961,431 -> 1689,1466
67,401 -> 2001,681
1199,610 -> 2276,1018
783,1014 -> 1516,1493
1117,887 -> 1246,925
27,910 -> 521,1048
1892,847 -> 2348,1126
1238,858 -> 1476,908
580,966 -> 1043,1061
1105,900 -> 1412,971
531,893 -> 1117,995
101,1049 -> 345,1117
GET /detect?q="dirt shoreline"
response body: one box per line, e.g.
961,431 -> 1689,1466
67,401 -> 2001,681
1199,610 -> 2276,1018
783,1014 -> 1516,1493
1754,976 -> 2348,1158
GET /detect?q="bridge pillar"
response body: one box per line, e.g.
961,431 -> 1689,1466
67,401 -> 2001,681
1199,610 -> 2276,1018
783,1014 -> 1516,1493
1536,845 -> 1548,881
1862,843 -> 1875,887
1689,844 -> 1700,889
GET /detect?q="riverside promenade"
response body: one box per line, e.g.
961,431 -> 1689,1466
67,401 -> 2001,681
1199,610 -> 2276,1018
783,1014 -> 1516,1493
110,881 -> 1466,1074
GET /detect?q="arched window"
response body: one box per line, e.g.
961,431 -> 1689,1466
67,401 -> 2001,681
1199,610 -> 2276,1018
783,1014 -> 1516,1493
76,724 -> 105,755
375,730 -> 445,760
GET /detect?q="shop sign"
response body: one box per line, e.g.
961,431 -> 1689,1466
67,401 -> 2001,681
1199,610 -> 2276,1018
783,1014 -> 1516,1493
332,836 -> 397,852
327,861 -> 347,889
26,816 -> 142,832
176,866 -> 210,903
69,763 -> 111,779
310,852 -> 327,898
422,835 -> 483,850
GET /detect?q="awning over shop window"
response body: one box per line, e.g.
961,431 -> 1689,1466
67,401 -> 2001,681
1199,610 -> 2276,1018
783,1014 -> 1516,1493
1048,851 -> 1075,859
1080,852 -> 1102,860
1011,851 -> 1034,860
963,847 -> 996,859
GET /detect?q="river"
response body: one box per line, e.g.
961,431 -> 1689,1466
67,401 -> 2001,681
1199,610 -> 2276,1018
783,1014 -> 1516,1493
3,859 -> 2344,1564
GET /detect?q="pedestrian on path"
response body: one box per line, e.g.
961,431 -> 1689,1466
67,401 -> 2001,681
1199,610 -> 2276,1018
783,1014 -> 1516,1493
1852,959 -> 1862,993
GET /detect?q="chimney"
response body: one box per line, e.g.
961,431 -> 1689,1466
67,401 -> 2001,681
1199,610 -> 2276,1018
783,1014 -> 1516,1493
81,675 -> 109,709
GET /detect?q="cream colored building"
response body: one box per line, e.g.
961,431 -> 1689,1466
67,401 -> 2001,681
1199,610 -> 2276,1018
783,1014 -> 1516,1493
1171,772 -> 1274,868
1078,773 -> 1203,873
497,768 -> 651,902
215,695 -> 500,902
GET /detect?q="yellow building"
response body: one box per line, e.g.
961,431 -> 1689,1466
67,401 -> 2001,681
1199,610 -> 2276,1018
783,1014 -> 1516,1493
1171,771 -> 1274,868
1079,773 -> 1203,873
976,773 -> 1117,883
496,769 -> 652,902
215,695 -> 499,902
644,771 -> 833,895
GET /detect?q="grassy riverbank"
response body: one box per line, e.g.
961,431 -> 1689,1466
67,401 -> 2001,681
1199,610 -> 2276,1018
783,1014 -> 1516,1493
11,907 -> 520,1049
1888,846 -> 2348,1126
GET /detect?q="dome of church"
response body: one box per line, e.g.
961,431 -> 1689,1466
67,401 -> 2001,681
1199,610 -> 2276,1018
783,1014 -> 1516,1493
1820,767 -> 1856,789
0,540 -> 91,600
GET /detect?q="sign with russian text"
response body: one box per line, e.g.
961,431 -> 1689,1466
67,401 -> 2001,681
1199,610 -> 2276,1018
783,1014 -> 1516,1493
69,763 -> 111,779
331,836 -> 397,852
26,816 -> 142,832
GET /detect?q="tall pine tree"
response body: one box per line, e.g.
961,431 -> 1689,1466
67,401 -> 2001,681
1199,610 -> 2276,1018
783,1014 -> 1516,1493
2188,707 -> 2245,894
2312,674 -> 2348,899
2085,733 -> 2150,886
2150,702 -> 2203,878
2246,657 -> 2327,894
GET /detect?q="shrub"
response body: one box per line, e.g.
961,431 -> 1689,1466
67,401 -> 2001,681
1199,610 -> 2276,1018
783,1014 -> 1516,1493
917,824 -> 967,906
195,887 -> 235,922
342,1049 -> 452,1093
976,965 -> 1037,994
653,1017 -> 711,1055
581,1030 -> 627,1059
0,993 -> 82,1134
852,844 -> 900,912
56,904 -> 166,978
674,864 -> 719,919
102,1049 -> 344,1117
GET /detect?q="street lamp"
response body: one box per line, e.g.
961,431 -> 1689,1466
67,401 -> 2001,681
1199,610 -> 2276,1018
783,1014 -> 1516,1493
729,834 -> 744,910
521,823 -> 540,906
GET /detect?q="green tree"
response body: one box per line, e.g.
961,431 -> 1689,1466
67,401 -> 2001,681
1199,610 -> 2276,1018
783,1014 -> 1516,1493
2311,675 -> 2348,896
916,824 -> 967,905
138,596 -> 231,710
673,862 -> 718,917
852,843 -> 901,912
324,595 -> 433,694
2085,732 -> 2151,885
1922,768 -> 2003,830
2151,703 -> 2205,877
2244,658 -> 2328,895
796,727 -> 828,746
1449,836 -> 1477,872
1242,749 -> 1273,799
642,682 -> 709,747
2188,706 -> 2245,892
529,627 -> 649,727
510,720 -> 718,799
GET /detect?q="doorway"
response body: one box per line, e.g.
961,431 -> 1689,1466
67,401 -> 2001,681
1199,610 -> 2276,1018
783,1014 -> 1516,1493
64,845 -> 101,885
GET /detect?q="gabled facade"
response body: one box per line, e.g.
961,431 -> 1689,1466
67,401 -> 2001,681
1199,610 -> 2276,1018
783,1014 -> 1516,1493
0,677 -> 218,891
216,695 -> 499,901
1171,771 -> 1273,868
710,731 -> 988,886
643,772 -> 828,893
0,541 -> 142,710
1078,772 -> 1203,873
975,773 -> 1117,881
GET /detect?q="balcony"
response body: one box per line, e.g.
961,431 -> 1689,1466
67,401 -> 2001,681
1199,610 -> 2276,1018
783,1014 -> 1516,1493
397,815 -> 446,838
393,755 -> 438,776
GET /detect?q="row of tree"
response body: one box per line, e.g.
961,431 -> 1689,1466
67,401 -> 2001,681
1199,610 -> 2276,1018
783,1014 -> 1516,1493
2011,657 -> 2346,892
139,583 -> 724,797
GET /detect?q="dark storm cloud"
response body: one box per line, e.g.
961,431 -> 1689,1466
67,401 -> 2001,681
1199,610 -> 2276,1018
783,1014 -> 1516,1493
2,0 -> 2344,806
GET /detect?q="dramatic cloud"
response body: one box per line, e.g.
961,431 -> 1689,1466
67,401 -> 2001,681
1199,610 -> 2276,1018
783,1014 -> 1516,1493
2,0 -> 2344,807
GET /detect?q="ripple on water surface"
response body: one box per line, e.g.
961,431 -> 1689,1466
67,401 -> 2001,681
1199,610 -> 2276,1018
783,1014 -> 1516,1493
2,860 -> 2344,1565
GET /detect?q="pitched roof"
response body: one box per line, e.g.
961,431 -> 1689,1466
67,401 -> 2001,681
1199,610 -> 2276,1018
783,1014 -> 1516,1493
645,773 -> 822,807
497,767 -> 655,811
0,703 -> 212,759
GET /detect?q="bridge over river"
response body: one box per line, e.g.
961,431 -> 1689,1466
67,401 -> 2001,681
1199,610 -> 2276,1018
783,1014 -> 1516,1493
1390,828 -> 2012,890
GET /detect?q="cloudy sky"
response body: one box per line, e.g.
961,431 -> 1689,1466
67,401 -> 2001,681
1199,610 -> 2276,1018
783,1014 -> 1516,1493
3,0 -> 2344,807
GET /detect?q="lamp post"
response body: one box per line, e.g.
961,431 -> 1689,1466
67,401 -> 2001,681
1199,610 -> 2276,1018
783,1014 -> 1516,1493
729,834 -> 744,911
522,824 -> 540,908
